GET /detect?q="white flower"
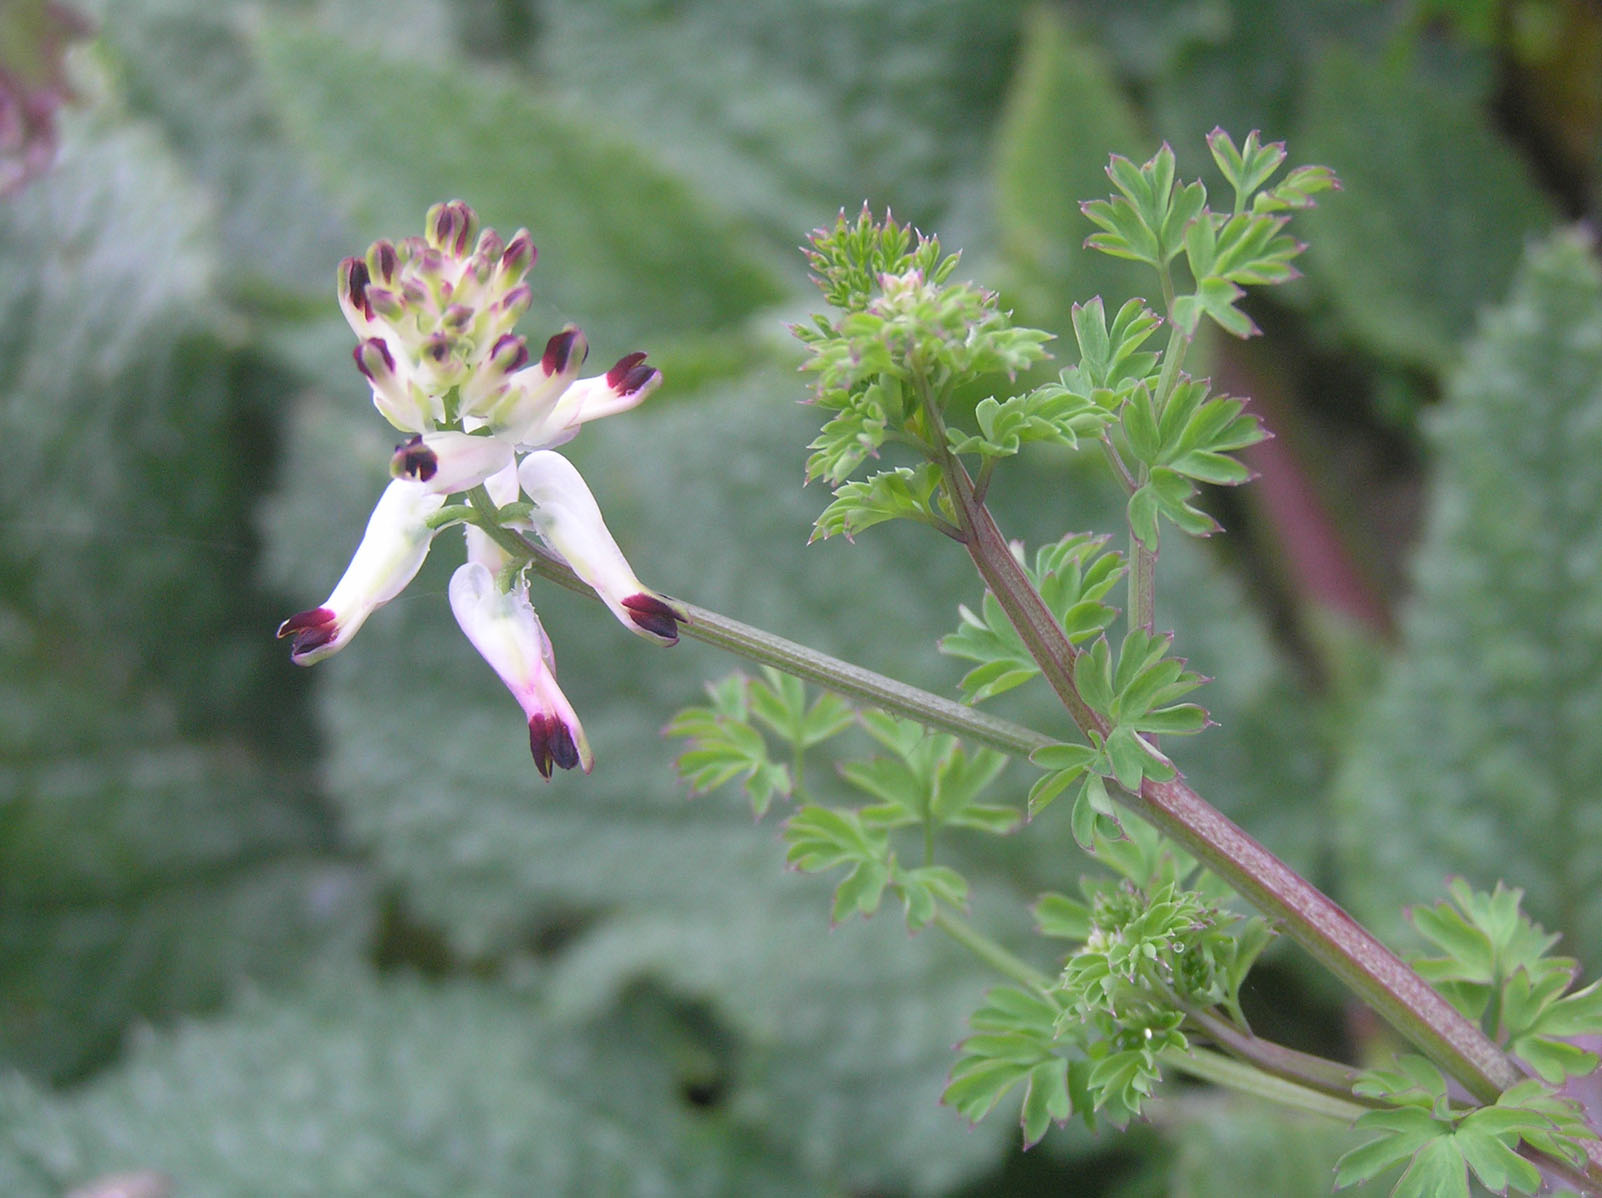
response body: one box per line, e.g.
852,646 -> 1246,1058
390,430 -> 515,494
276,479 -> 444,665
517,450 -> 685,644
449,560 -> 593,778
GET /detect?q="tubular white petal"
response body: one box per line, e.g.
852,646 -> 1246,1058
516,450 -> 685,645
448,561 -> 593,776
390,430 -> 515,494
277,480 -> 445,664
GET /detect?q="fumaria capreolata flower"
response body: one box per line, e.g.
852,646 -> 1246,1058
278,201 -> 685,776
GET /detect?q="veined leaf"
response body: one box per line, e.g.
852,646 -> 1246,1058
992,8 -> 1151,332
255,19 -> 787,351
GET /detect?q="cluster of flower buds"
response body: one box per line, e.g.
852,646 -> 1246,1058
278,201 -> 685,777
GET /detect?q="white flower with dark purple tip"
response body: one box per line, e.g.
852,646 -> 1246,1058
479,326 -> 589,440
500,346 -> 662,450
448,561 -> 593,778
276,479 -> 445,665
390,430 -> 515,494
516,450 -> 686,645
354,336 -> 435,432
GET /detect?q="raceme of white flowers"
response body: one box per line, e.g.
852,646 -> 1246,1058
277,201 -> 685,777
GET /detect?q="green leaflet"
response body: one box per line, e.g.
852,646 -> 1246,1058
1336,1063 -> 1589,1197
1332,232 -> 1602,966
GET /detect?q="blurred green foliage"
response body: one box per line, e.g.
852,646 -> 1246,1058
1,0 -> 1598,1194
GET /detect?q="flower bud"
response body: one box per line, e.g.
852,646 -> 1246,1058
354,337 -> 431,431
426,200 -> 478,257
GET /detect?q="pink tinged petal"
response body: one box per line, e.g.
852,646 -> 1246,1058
460,333 -> 530,412
366,239 -> 399,285
390,431 -> 514,493
471,227 -> 505,269
568,351 -> 662,420
448,562 -> 593,777
523,352 -> 664,450
515,450 -> 686,646
277,480 -> 445,665
499,229 -> 536,282
496,284 -> 533,325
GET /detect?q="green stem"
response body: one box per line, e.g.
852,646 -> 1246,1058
931,915 -> 1371,1126
920,392 -> 1106,737
519,542 -> 1053,760
1126,772 -> 1525,1104
1160,1047 -> 1368,1124
472,489 -> 1602,1186
1182,1005 -> 1366,1107
930,909 -> 1053,994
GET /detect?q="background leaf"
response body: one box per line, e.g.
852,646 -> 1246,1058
0,971 -> 816,1197
1333,231 -> 1602,961
0,111 -> 371,1084
254,15 -> 789,351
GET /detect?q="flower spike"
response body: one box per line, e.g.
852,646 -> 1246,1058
516,450 -> 686,645
448,561 -> 594,777
283,201 -> 672,773
277,479 -> 445,664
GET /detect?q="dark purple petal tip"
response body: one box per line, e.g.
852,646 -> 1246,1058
621,593 -> 685,644
498,283 -> 533,315
428,200 -> 477,256
391,434 -> 436,482
367,240 -> 398,283
618,363 -> 659,396
339,257 -> 371,313
353,337 -> 396,380
500,230 -> 536,275
529,713 -> 582,779
542,327 -> 585,376
490,333 -> 530,373
605,352 -> 649,391
277,607 -> 338,660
